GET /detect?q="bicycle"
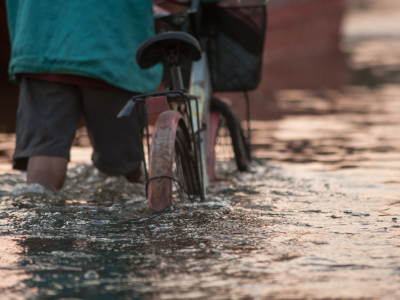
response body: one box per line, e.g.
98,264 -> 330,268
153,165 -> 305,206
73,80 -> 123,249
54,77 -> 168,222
118,0 -> 267,212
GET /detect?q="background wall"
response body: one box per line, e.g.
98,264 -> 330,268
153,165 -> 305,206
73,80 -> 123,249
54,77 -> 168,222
0,1 -> 18,133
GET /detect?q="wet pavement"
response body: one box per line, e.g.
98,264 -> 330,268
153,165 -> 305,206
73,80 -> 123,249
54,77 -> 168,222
1,1 -> 400,299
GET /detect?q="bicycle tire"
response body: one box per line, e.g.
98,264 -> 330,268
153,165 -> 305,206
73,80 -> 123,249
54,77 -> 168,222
210,97 -> 250,173
148,119 -> 199,212
172,126 -> 199,202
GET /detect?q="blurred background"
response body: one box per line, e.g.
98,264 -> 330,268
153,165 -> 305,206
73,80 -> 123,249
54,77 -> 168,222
1,0 -> 400,182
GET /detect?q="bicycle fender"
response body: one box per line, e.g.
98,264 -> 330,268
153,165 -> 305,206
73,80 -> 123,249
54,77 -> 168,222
148,110 -> 189,212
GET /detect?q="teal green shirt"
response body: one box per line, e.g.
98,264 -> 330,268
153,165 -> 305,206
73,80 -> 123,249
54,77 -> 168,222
6,0 -> 224,93
6,0 -> 162,93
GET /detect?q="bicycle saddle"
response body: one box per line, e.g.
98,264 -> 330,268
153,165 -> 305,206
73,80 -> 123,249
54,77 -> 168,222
136,32 -> 202,69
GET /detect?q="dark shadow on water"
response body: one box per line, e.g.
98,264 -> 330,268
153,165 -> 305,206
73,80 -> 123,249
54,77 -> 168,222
18,237 -> 157,299
350,67 -> 400,88
17,228 -> 216,299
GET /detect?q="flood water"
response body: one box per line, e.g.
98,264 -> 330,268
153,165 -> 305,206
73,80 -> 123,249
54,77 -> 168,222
1,160 -> 400,300
1,2 -> 400,300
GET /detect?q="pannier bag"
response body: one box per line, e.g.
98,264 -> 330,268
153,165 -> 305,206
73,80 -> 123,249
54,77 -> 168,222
203,0 -> 268,92
155,0 -> 268,92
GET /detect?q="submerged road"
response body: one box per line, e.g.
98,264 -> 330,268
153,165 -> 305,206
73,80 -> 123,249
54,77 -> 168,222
0,161 -> 400,299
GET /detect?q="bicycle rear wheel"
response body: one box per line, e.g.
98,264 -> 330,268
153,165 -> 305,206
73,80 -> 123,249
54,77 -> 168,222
209,97 -> 250,180
148,112 -> 199,212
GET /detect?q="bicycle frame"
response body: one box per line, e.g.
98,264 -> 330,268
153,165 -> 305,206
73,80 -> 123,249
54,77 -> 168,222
151,0 -> 214,197
189,52 -> 213,196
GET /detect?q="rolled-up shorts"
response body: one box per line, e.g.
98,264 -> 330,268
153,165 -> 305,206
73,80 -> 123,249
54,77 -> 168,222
13,77 -> 143,176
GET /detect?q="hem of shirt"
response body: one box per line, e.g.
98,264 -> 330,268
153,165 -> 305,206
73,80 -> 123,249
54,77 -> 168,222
17,73 -> 124,91
8,58 -> 163,94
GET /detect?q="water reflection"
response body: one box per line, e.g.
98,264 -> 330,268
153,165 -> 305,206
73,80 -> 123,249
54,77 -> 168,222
1,162 -> 400,299
0,237 -> 35,299
252,84 -> 400,179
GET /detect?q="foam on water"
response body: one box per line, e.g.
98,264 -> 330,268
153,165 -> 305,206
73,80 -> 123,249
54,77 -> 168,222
12,183 -> 47,196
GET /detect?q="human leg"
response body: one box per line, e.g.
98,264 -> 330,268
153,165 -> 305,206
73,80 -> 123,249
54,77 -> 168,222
123,167 -> 142,183
27,156 -> 68,190
80,87 -> 143,181
13,78 -> 82,189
